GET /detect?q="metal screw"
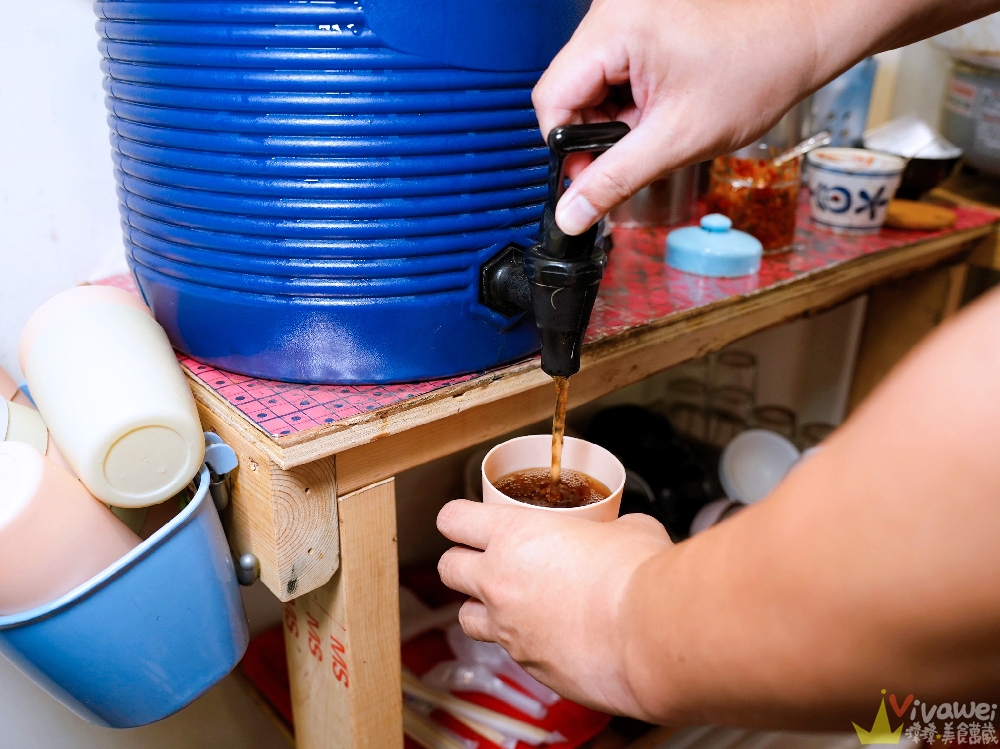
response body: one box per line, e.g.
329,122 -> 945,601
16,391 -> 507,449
236,552 -> 260,586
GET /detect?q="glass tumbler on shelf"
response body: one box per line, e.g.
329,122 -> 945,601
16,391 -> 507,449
706,350 -> 757,447
670,355 -> 710,386
753,405 -> 797,441
668,403 -> 708,443
705,146 -> 802,254
708,386 -> 754,424
663,377 -> 708,442
666,377 -> 707,408
799,422 -> 836,450
710,351 -> 757,402
705,409 -> 748,449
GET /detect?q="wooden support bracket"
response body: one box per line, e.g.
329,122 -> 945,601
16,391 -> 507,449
847,262 -> 969,412
968,229 -> 1000,271
194,397 -> 340,602
284,479 -> 403,749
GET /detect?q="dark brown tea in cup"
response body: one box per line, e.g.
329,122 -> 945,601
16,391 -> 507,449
493,468 -> 611,509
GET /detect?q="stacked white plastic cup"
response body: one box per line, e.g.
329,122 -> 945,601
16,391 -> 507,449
19,286 -> 205,508
0,441 -> 141,615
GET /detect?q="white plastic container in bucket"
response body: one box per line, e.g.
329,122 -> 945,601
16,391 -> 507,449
20,285 -> 206,509
0,436 -> 248,727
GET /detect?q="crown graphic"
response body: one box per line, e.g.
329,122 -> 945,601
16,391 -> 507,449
853,698 -> 903,745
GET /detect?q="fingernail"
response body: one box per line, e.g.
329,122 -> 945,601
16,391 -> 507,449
556,193 -> 600,236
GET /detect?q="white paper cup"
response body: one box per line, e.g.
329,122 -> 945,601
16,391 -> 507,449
807,148 -> 906,233
482,435 -> 626,522
0,441 -> 141,615
19,286 -> 205,508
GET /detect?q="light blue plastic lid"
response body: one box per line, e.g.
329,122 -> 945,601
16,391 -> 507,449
666,214 -> 763,278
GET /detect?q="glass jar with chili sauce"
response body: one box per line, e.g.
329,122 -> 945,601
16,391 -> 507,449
705,148 -> 801,253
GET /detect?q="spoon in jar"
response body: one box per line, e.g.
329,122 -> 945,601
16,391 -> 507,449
772,131 -> 832,167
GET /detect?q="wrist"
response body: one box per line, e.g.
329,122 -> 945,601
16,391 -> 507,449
615,544 -> 686,722
781,0 -> 842,98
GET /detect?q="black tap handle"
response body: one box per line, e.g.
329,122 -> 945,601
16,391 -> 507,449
547,121 -> 631,204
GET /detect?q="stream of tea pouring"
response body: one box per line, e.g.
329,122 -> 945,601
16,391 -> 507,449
550,376 -> 569,485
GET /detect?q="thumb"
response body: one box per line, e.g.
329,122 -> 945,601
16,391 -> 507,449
554,120 -> 675,236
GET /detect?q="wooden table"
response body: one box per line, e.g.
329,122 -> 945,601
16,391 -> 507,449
163,198 -> 999,749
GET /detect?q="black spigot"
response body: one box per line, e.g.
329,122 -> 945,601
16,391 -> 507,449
481,121 -> 630,377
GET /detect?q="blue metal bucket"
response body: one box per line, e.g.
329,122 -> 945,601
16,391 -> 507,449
96,0 -> 590,383
0,463 -> 249,728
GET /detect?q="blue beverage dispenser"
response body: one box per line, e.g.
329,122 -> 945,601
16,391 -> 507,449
97,0 -> 597,383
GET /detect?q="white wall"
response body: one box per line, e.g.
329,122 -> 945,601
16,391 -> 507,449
0,0 -> 126,383
890,41 -> 952,127
870,41 -> 952,130
0,656 -> 290,749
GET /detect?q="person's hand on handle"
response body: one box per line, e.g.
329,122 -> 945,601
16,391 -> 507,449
535,0 -> 1000,237
437,500 -> 672,716
534,0 -> 820,236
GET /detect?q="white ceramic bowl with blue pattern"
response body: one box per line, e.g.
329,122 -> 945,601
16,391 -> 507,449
806,148 -> 906,233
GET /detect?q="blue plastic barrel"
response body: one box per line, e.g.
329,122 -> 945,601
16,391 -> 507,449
96,0 -> 590,383
0,464 -> 248,728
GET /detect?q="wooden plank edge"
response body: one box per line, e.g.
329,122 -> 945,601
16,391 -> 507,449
926,187 -> 1000,269
967,225 -> 1000,271
187,371 -> 288,467
278,224 -> 991,470
186,224 -> 991,470
335,242 -> 983,494
285,478 -> 402,748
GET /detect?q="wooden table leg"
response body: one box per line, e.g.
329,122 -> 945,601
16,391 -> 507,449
283,478 -> 403,749
847,262 -> 969,412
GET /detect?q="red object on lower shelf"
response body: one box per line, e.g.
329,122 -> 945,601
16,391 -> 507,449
240,571 -> 611,748
240,624 -> 611,748
402,629 -> 611,749
241,625 -> 294,728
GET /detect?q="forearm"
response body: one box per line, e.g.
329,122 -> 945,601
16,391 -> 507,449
621,288 -> 1000,728
844,0 -> 1000,54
